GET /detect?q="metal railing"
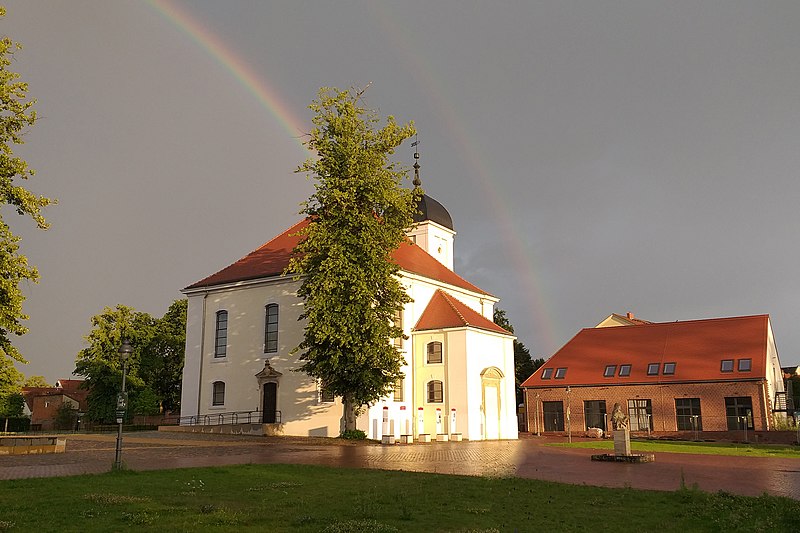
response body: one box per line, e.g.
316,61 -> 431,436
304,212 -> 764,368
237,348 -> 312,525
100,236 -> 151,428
162,410 -> 281,427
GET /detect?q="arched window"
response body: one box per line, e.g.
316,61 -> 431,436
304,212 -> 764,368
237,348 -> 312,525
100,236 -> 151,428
214,310 -> 228,358
427,380 -> 443,403
427,341 -> 442,364
212,381 -> 225,406
265,304 -> 279,353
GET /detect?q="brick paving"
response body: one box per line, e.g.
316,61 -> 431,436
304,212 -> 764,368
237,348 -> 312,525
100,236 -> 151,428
2,431 -> 799,499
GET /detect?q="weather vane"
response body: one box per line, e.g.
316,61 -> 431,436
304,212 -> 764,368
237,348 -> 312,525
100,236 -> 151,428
412,134 -> 421,188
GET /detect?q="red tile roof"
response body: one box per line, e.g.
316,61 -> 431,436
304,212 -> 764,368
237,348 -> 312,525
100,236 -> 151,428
185,219 -> 492,296
522,315 -> 771,388
414,289 -> 512,335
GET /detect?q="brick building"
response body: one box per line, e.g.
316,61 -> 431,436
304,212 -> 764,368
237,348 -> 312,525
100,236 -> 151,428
22,379 -> 87,431
521,315 -> 786,435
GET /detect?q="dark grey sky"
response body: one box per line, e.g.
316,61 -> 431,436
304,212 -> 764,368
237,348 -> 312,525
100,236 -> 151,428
5,1 -> 800,382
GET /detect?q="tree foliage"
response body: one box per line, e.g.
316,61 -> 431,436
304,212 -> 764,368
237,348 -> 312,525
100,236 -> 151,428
0,7 -> 54,364
289,87 -> 420,431
493,308 -> 544,404
22,374 -> 49,388
73,301 -> 186,422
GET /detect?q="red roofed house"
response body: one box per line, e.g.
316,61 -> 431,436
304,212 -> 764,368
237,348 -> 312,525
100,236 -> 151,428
180,191 -> 517,440
522,315 -> 786,435
22,379 -> 88,431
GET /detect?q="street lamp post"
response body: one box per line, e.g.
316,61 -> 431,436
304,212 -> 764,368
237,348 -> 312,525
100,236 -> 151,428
114,339 -> 132,470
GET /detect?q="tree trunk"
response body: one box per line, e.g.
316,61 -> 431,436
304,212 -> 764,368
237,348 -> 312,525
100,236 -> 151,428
343,394 -> 357,431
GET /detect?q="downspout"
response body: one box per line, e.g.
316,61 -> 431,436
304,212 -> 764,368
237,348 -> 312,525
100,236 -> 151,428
760,379 -> 770,431
197,292 -> 208,419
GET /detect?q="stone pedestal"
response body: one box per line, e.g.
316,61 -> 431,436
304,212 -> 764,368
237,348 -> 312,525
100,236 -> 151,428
436,434 -> 449,442
614,428 -> 631,456
381,435 -> 396,445
399,434 -> 414,444
418,433 -> 431,443
450,433 -> 463,442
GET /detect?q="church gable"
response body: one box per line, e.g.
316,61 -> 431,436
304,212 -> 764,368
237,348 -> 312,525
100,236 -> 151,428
414,289 -> 512,336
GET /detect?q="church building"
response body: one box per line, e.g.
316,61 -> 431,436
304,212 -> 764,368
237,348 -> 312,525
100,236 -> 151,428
179,170 -> 517,441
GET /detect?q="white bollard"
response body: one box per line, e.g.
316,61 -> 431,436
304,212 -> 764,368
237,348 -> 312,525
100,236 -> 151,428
450,408 -> 457,434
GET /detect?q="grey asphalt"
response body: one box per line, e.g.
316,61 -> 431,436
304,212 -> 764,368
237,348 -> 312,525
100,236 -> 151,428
1,431 -> 799,499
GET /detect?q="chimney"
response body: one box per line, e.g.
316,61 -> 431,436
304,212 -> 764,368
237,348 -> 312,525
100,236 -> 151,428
626,312 -> 634,320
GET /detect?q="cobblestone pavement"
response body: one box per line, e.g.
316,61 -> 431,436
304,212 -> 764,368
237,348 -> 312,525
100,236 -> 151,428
2,432 -> 799,499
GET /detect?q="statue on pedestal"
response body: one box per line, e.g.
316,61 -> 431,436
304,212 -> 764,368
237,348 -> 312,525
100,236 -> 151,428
611,403 -> 629,431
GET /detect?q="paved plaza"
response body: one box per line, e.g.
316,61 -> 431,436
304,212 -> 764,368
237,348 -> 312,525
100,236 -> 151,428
2,432 -> 799,499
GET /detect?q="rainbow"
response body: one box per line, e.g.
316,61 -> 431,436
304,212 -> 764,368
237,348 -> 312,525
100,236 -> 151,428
147,1 -> 559,352
366,3 -> 561,351
146,0 -> 308,153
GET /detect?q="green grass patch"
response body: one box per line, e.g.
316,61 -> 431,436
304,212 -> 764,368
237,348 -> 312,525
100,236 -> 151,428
548,439 -> 800,458
1,463 -> 799,531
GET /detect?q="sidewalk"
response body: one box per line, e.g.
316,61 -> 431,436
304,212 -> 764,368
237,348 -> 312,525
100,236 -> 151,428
1,431 -> 799,499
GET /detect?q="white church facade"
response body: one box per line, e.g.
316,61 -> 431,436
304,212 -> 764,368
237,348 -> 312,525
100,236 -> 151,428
179,190 -> 518,441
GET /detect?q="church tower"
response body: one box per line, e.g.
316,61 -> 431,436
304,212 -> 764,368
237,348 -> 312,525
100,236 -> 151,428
406,148 -> 457,270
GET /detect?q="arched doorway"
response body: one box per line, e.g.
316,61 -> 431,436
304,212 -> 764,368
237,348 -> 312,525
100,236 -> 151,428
255,360 -> 282,424
481,367 -> 504,440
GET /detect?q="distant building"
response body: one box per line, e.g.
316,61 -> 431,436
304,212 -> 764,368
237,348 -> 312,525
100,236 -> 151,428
522,315 -> 786,434
180,187 -> 518,440
21,379 -> 87,431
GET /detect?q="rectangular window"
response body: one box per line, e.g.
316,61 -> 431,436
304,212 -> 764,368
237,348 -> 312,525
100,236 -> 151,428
427,381 -> 443,403
584,400 -> 607,431
647,363 -> 659,375
214,311 -> 228,358
618,364 -> 631,377
392,311 -> 403,348
427,342 -> 443,364
721,359 -> 734,372
627,399 -> 653,431
725,397 -> 753,430
554,367 -> 567,379
675,398 -> 702,431
212,381 -> 225,406
393,378 -> 404,402
320,386 -> 335,403
541,368 -> 553,380
663,362 -> 676,375
265,304 -> 278,353
738,358 -> 752,372
543,401 -> 565,431
603,365 -> 616,378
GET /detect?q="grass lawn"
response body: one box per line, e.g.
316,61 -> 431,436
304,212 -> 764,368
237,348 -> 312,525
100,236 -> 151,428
1,463 -> 799,532
547,439 -> 800,458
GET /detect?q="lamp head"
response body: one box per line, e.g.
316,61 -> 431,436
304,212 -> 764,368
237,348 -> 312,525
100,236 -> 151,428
119,338 -> 133,361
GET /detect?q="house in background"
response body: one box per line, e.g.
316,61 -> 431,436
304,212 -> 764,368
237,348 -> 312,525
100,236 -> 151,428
21,379 -> 87,431
522,314 -> 785,435
180,187 -> 517,441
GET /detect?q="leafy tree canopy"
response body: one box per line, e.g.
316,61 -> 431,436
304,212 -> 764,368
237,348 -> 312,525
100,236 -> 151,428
22,375 -> 49,388
73,300 -> 186,422
289,87 -> 420,430
0,7 -> 54,364
493,308 -> 544,404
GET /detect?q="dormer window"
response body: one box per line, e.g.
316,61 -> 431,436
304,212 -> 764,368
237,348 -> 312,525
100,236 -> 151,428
554,367 -> 567,379
603,365 -> 616,378
541,368 -> 553,380
647,363 -> 659,376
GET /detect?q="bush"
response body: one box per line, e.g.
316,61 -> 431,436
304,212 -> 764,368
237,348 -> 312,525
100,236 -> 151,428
339,429 -> 367,440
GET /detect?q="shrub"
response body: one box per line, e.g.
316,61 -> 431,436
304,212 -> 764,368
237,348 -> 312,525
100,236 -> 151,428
339,429 -> 367,440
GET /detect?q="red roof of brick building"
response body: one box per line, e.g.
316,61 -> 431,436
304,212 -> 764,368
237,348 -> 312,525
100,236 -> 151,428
522,315 -> 771,388
414,289 -> 512,335
185,219 -> 491,296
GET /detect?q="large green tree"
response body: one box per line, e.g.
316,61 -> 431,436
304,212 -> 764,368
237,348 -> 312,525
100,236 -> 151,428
0,7 -> 54,365
74,301 -> 187,422
493,309 -> 545,404
289,87 -> 420,431
138,299 -> 186,414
